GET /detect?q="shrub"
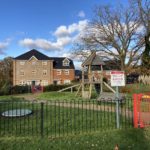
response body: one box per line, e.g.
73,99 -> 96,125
11,85 -> 31,94
43,84 -> 77,92
0,81 -> 12,95
120,86 -> 132,93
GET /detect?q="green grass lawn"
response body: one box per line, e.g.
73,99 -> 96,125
120,83 -> 150,95
1,128 -> 150,150
0,95 -> 24,101
0,83 -> 150,102
37,92 -> 84,101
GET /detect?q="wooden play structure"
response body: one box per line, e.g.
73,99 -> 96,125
58,84 -> 80,93
78,51 -> 116,99
59,51 -> 124,100
81,51 -> 104,99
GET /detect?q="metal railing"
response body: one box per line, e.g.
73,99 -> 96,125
0,98 -> 133,138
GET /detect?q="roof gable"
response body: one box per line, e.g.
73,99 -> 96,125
63,58 -> 70,63
29,56 -> 38,61
14,49 -> 50,60
14,49 -> 75,69
50,57 -> 75,69
82,51 -> 105,66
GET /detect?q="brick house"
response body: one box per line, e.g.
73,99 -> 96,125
13,49 -> 75,86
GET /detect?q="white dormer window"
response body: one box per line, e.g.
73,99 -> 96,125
63,58 -> 70,66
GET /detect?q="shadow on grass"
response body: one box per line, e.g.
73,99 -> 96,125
114,128 -> 150,150
1,128 -> 150,150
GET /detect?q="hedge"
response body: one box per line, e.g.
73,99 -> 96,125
43,84 -> 77,92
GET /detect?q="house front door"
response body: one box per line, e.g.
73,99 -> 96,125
32,81 -> 35,86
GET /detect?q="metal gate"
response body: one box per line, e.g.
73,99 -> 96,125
133,93 -> 150,128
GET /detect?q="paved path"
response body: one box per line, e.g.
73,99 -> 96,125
15,93 -> 133,118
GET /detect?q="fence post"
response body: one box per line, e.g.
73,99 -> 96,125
116,86 -> 120,129
41,102 -> 44,137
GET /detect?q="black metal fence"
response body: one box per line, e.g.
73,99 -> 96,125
0,98 -> 133,138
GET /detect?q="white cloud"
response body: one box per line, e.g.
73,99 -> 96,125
0,39 -> 11,55
78,11 -> 85,18
54,26 -> 70,37
20,20 -> 88,52
54,20 -> 88,38
61,52 -> 74,58
19,37 -> 72,51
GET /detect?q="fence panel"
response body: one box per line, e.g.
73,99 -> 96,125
0,98 -> 133,138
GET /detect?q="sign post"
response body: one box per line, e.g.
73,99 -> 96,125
110,71 -> 125,128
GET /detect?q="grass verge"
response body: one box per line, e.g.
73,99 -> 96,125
1,128 -> 150,150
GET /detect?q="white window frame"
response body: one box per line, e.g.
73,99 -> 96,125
64,70 -> 69,75
20,70 -> 25,76
57,70 -> 61,75
19,80 -> 26,85
43,70 -> 47,76
64,80 -> 70,84
63,58 -> 70,66
26,80 -> 32,85
42,80 -> 48,86
32,70 -> 36,75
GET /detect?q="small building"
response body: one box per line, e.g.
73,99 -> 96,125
13,49 -> 75,86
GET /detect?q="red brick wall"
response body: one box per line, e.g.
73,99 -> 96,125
53,69 -> 75,84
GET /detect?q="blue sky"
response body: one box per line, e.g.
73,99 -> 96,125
0,0 -> 128,69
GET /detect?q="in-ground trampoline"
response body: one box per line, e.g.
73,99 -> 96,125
1,109 -> 32,117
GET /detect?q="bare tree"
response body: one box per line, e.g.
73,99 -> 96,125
131,0 -> 150,74
132,0 -> 150,34
73,4 -> 144,73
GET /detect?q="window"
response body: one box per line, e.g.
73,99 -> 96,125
20,61 -> 25,65
20,70 -> 25,76
32,70 -> 36,75
42,80 -> 48,86
64,70 -> 69,75
32,61 -> 36,65
64,80 -> 70,84
19,80 -> 26,85
43,70 -> 47,76
57,80 -> 61,85
26,80 -> 31,85
57,70 -> 61,75
63,58 -> 70,66
42,61 -> 47,65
